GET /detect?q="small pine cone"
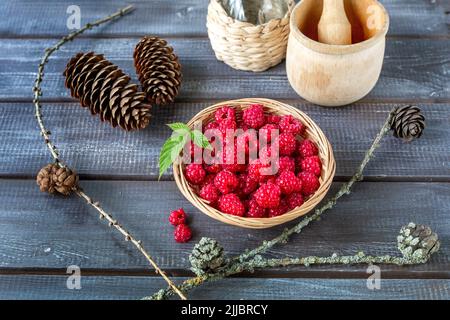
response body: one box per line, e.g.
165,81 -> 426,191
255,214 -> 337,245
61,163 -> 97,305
391,105 -> 425,142
134,36 -> 182,105
397,222 -> 440,261
189,237 -> 225,275
37,163 -> 79,196
64,52 -> 151,131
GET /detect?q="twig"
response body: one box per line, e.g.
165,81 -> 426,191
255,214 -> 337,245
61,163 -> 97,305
32,5 -> 186,300
146,109 -> 396,300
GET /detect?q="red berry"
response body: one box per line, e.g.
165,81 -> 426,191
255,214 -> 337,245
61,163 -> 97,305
204,162 -> 222,174
237,130 -> 259,159
254,183 -> 281,209
268,199 -> 289,217
214,170 -> 239,194
169,208 -> 187,226
301,156 -> 322,177
199,183 -> 220,204
243,104 -> 266,129
215,106 -> 236,123
259,123 -> 279,143
258,144 -> 277,164
174,224 -> 192,243
204,121 -> 219,132
276,171 -> 302,195
185,164 -> 206,185
202,174 -> 217,187
277,133 -> 297,156
221,141 -> 247,173
286,192 -> 304,210
297,139 -> 318,158
266,114 -> 281,124
248,159 -> 275,182
279,115 -> 305,136
246,199 -> 267,218
278,156 -> 296,173
218,193 -> 245,216
237,174 -> 259,196
218,119 -> 237,137
298,171 -> 320,196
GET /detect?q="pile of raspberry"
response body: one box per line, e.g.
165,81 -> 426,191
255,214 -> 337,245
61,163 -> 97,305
183,104 -> 322,218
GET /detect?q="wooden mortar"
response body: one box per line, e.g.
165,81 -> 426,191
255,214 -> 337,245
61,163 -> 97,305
286,0 -> 389,107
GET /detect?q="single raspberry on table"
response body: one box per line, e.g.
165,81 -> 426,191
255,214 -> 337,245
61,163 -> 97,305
276,171 -> 302,195
301,156 -> 322,177
277,133 -> 297,156
286,192 -> 304,210
279,115 -> 305,136
218,193 -> 245,216
199,183 -> 220,204
268,199 -> 289,217
266,114 -> 281,124
174,224 -> 192,243
243,104 -> 266,129
298,171 -> 320,196
185,163 -> 206,185
254,182 -> 281,209
169,208 -> 187,226
246,199 -> 267,218
277,156 -> 296,173
297,139 -> 318,158
214,170 -> 239,194
259,123 -> 279,143
215,106 -> 236,123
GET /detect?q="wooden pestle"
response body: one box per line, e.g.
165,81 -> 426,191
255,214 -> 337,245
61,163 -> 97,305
318,0 -> 352,45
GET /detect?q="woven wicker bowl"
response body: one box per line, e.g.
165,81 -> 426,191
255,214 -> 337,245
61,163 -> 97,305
206,0 -> 295,72
173,98 -> 336,229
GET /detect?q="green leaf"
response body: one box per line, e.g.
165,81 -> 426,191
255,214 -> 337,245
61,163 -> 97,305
158,135 -> 188,179
191,129 -> 212,150
167,122 -> 190,132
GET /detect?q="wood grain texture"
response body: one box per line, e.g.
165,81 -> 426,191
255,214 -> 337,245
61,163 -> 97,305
0,275 -> 449,300
0,0 -> 448,37
0,38 -> 449,101
1,102 -> 448,180
0,180 -> 448,275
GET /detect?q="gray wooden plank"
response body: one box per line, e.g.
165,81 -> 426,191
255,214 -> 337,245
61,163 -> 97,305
0,180 -> 448,274
1,102 -> 449,180
0,38 -> 449,101
0,275 -> 449,300
0,0 -> 448,37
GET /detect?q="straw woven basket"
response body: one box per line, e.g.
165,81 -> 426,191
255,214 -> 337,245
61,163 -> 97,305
173,98 -> 336,229
206,0 -> 295,72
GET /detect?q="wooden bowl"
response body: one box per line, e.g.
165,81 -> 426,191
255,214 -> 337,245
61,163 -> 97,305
173,98 -> 336,229
286,0 -> 390,106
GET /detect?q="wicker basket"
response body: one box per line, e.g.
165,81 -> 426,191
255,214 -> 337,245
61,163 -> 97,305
206,0 -> 295,72
173,98 -> 336,229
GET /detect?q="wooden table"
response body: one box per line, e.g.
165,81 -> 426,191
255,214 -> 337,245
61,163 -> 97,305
0,0 -> 449,300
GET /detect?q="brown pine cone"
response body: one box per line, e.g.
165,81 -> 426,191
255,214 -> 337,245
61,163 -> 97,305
134,36 -> 182,105
391,105 -> 425,142
64,52 -> 152,131
37,163 -> 79,196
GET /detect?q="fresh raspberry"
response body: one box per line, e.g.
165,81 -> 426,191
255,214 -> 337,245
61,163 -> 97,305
297,139 -> 318,158
237,174 -> 259,196
218,119 -> 237,137
298,171 -> 320,196
218,193 -> 245,216
202,174 -> 217,187
286,192 -> 304,210
215,106 -> 236,123
169,208 -> 187,226
254,183 -> 281,209
258,144 -> 276,164
266,114 -> 281,124
199,183 -> 220,204
246,199 -> 267,218
204,162 -> 222,174
214,170 -> 239,194
221,141 -> 247,173
237,130 -> 259,159
259,123 -> 279,143
248,159 -> 275,182
243,104 -> 266,129
204,121 -> 219,131
185,164 -> 206,185
277,156 -> 295,173
174,224 -> 192,243
268,199 -> 289,217
301,156 -> 322,177
279,115 -> 305,136
276,171 -> 302,195
276,133 -> 297,156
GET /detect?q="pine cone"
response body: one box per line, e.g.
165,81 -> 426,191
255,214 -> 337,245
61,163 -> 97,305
189,237 -> 225,275
134,36 -> 182,105
64,52 -> 151,131
397,223 -> 440,261
391,105 -> 425,142
37,163 -> 79,196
